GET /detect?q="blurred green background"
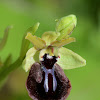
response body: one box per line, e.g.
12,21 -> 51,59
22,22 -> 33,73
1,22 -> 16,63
0,0 -> 100,100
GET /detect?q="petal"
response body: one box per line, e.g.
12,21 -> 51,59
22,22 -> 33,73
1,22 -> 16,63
22,47 -> 39,72
42,31 -> 60,45
50,37 -> 76,47
57,47 -> 86,70
25,33 -> 46,50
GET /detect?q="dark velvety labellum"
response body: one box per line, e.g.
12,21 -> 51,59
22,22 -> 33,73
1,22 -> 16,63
26,63 -> 71,100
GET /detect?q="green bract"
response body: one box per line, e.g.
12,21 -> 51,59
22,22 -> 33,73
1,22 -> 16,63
23,14 -> 86,72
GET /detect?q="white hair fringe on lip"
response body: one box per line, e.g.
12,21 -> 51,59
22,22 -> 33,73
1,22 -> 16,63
47,55 -> 53,59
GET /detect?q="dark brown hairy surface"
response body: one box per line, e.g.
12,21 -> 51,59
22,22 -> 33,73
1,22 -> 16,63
26,63 -> 71,100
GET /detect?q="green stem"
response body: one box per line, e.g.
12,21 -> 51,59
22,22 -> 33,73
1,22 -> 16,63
0,23 -> 40,84
0,58 -> 22,82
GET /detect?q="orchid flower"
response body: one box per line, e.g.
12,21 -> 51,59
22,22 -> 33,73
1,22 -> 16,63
23,15 -> 86,100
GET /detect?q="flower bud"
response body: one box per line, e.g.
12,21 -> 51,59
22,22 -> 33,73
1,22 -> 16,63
55,15 -> 77,40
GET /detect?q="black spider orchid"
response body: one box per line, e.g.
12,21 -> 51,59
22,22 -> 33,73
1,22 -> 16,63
23,15 -> 86,100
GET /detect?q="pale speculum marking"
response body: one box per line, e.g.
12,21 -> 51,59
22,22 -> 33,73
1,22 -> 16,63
41,54 -> 58,93
42,66 -> 57,92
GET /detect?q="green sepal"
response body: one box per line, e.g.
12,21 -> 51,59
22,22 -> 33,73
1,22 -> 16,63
42,31 -> 60,46
25,33 -> 46,50
50,37 -> 76,47
57,47 -> 86,70
56,15 -> 77,40
22,47 -> 39,72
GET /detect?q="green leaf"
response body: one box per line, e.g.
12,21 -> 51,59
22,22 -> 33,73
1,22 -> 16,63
56,15 -> 77,40
20,22 -> 40,60
42,31 -> 60,45
50,37 -> 76,47
0,26 -> 12,51
25,33 -> 46,50
22,47 -> 39,72
57,47 -> 86,70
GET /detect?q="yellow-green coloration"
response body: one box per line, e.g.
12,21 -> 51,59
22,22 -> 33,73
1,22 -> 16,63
39,47 -> 59,60
25,33 -> 46,50
50,37 -> 76,47
23,14 -> 86,72
23,47 -> 38,72
56,15 -> 77,40
57,47 -> 86,69
42,31 -> 60,46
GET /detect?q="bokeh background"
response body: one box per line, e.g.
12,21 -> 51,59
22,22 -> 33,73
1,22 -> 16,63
0,0 -> 100,100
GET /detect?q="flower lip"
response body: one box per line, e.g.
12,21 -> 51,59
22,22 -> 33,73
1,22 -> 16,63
26,63 -> 71,100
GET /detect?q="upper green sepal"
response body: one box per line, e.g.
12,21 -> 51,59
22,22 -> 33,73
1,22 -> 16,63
56,15 -> 77,40
42,31 -> 60,46
57,47 -> 86,70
